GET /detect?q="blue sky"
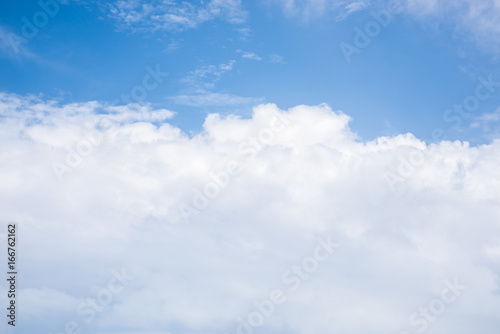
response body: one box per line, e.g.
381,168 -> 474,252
1,0 -> 499,144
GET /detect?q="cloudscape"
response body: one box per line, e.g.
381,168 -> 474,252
1,1 -> 500,334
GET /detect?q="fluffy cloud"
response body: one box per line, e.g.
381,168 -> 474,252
1,92 -> 500,333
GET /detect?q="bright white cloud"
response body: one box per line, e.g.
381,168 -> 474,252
107,0 -> 247,32
1,92 -> 500,333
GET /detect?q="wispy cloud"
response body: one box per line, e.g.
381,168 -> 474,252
270,0 -> 500,54
236,26 -> 253,40
174,60 -> 264,108
268,0 -> 500,54
268,0 -> 371,22
403,0 -> 500,54
465,107 -> 500,142
241,52 -> 262,61
336,1 -> 370,19
269,53 -> 284,63
107,0 -> 247,33
181,59 -> 237,92
170,92 -> 264,107
473,108 -> 500,125
0,26 -> 34,59
470,108 -> 500,140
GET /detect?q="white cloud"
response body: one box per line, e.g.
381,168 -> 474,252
470,108 -> 500,141
336,0 -> 370,19
236,26 -> 253,39
181,59 -> 236,92
174,60 -> 264,109
107,0 -> 247,32
241,52 -> 262,61
0,25 -> 35,59
267,0 -> 371,21
472,108 -> 500,127
483,245 -> 500,260
269,53 -> 284,63
268,0 -> 500,54
1,92 -> 500,333
170,92 -> 264,107
402,0 -> 500,53
19,287 -> 80,316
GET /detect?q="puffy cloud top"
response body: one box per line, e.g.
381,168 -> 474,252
0,92 -> 500,333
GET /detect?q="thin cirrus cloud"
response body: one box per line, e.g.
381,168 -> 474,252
403,0 -> 500,53
172,59 -> 264,108
107,0 -> 248,32
170,92 -> 264,107
0,25 -> 35,59
241,52 -> 262,61
267,0 -> 371,21
1,92 -> 500,333
470,108 -> 500,141
269,0 -> 500,54
475,108 -> 500,124
181,59 -> 237,92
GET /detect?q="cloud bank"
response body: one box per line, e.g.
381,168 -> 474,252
1,92 -> 500,333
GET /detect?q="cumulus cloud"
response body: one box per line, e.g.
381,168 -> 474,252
1,92 -> 500,333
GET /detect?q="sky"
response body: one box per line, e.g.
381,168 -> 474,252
0,0 -> 499,142
1,1 -> 500,334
